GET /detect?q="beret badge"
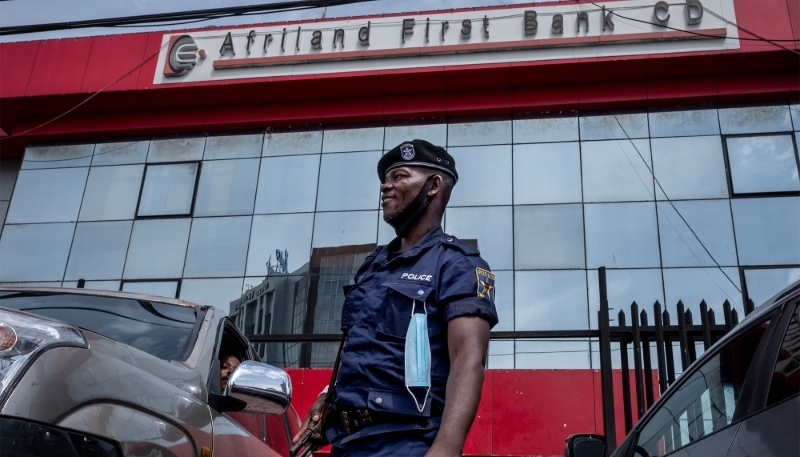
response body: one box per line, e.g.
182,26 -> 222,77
400,143 -> 415,160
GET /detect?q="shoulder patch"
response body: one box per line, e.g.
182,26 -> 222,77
441,234 -> 480,256
476,268 -> 495,300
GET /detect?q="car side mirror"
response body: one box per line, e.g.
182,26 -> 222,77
565,434 -> 606,457
226,361 -> 292,415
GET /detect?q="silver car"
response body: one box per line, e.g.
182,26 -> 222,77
0,287 -> 301,457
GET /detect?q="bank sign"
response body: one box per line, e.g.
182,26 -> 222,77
154,0 -> 739,84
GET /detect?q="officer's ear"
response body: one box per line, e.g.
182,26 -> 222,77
427,174 -> 443,198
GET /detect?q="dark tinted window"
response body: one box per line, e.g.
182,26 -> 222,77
0,292 -> 200,361
636,319 -> 770,456
768,306 -> 800,406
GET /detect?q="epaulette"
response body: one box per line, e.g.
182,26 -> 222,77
441,234 -> 480,256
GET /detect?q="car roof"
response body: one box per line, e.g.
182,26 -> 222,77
0,286 -> 209,311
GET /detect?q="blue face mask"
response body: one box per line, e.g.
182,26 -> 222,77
405,300 -> 431,413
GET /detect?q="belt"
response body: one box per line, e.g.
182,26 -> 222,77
338,402 -> 444,436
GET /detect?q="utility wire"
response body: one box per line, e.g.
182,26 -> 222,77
0,0 -> 377,36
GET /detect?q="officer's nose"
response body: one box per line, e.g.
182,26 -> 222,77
380,181 -> 393,193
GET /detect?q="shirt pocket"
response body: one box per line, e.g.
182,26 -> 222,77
377,282 -> 435,340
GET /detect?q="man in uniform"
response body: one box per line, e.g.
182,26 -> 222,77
293,139 -> 498,456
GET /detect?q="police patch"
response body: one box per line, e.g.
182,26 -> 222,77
400,143 -> 415,160
476,267 -> 495,300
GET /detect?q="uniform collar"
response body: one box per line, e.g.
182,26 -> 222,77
380,226 -> 444,264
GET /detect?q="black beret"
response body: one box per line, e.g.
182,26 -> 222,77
378,139 -> 458,184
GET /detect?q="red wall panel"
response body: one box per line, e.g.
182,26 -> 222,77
26,37 -> 94,96
80,33 -> 149,93
0,41 -> 39,98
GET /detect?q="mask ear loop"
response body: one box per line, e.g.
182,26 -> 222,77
406,300 -> 432,414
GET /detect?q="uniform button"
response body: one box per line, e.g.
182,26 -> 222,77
446,237 -> 453,242
417,290 -> 424,295
375,398 -> 383,404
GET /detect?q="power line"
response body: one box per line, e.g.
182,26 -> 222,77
0,0 -> 377,36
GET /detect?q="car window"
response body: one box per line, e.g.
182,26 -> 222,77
635,319 -> 771,456
0,291 -> 200,361
767,305 -> 800,407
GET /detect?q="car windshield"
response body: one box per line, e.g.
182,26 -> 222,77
0,291 -> 202,361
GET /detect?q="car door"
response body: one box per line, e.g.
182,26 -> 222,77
726,301 -> 800,457
625,309 -> 778,457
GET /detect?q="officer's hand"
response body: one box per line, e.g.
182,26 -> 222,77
292,393 -> 326,444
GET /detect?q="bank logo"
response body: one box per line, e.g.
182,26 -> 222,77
165,35 -> 206,77
400,143 -> 415,160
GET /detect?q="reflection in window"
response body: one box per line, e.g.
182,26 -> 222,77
513,117 -> 578,144
744,268 -> 800,306
0,223 -> 75,282
514,204 -> 584,269
768,306 -> 799,407
448,146 -> 512,207
663,267 -> 742,318
514,270 -> 588,331
726,135 -> 800,194
122,280 -> 180,298
316,151 -> 381,211
65,221 -> 132,281
587,269 -> 664,329
79,164 -> 144,221
648,109 -> 719,138
581,139 -> 653,202
448,121 -> 511,147
183,216 -> 251,278
22,143 -> 94,169
247,213 -> 314,277
445,206 -> 513,270
312,211 -> 378,248
657,200 -> 737,268
263,131 -> 322,157
254,155 -> 320,214
719,105 -> 793,135
651,136 -> 728,200
731,197 -> 800,266
322,128 -> 384,153
513,142 -> 582,204
584,202 -> 660,268
204,134 -> 262,160
636,319 -> 770,455
147,137 -> 205,163
193,158 -> 259,217
92,141 -> 149,166
124,219 -> 191,279
488,340 -> 514,369
579,113 -> 649,141
515,339 -> 591,369
179,278 -> 245,315
137,163 -> 198,217
6,168 -> 88,224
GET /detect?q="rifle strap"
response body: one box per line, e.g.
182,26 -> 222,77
323,331 -> 346,403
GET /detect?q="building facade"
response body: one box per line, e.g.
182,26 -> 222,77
0,0 -> 798,454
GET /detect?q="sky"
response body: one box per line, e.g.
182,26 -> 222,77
0,0 -> 545,42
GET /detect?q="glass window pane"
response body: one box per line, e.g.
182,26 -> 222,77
515,270 -> 588,330
492,270 -> 514,332
732,197 -> 800,266
322,127 -> 384,153
514,204 -> 585,269
6,168 -> 88,223
579,113 -> 649,141
663,267 -> 743,316
204,134 -> 262,160
513,116 -> 579,144
147,137 -> 205,163
488,340 -> 514,369
444,206 -> 513,270
263,131 -> 322,157
64,221 -> 132,281
513,142 -> 582,204
122,280 -> 179,298
744,268 -> 800,306
0,223 -> 75,281
585,202 -> 660,268
247,213 -> 313,277
648,109 -> 720,138
582,139 -> 653,202
137,163 -> 198,217
719,105 -> 793,135
727,135 -> 800,194
658,200 -> 738,267
179,278 -> 244,316
448,121 -> 511,147
22,143 -> 94,169
0,159 -> 21,200
123,219 -> 191,279
316,151 -> 381,211
62,280 -> 120,291
652,136 -> 728,200
767,307 -> 800,407
515,339 -> 591,369
254,155 -> 320,214
194,158 -> 259,217
79,164 -> 144,221
0,201 -> 8,233
384,124 -> 446,150
792,104 -> 799,131
312,211 -> 377,248
183,216 -> 251,278
91,141 -> 149,166
587,269 -> 664,329
448,146 -> 512,206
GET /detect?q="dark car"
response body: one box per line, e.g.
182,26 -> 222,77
0,287 -> 301,457
566,279 -> 800,457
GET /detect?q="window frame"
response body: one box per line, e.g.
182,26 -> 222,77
135,161 -> 202,219
721,132 -> 800,198
624,304 -> 785,457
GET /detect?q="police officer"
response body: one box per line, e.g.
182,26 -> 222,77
293,139 -> 498,456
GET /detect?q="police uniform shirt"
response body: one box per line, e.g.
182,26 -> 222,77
332,226 -> 499,438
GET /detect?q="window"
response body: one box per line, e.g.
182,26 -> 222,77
121,280 -> 180,298
767,306 -> 800,407
137,163 -> 199,217
635,318 -> 771,456
744,268 -> 800,307
193,158 -> 259,217
725,135 -> 800,194
581,139 -> 653,202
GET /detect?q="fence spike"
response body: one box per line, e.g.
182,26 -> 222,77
722,300 -> 733,330
677,301 -> 690,371
618,311 -> 633,433
731,308 -> 739,326
699,300 -> 712,351
653,301 -> 668,394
